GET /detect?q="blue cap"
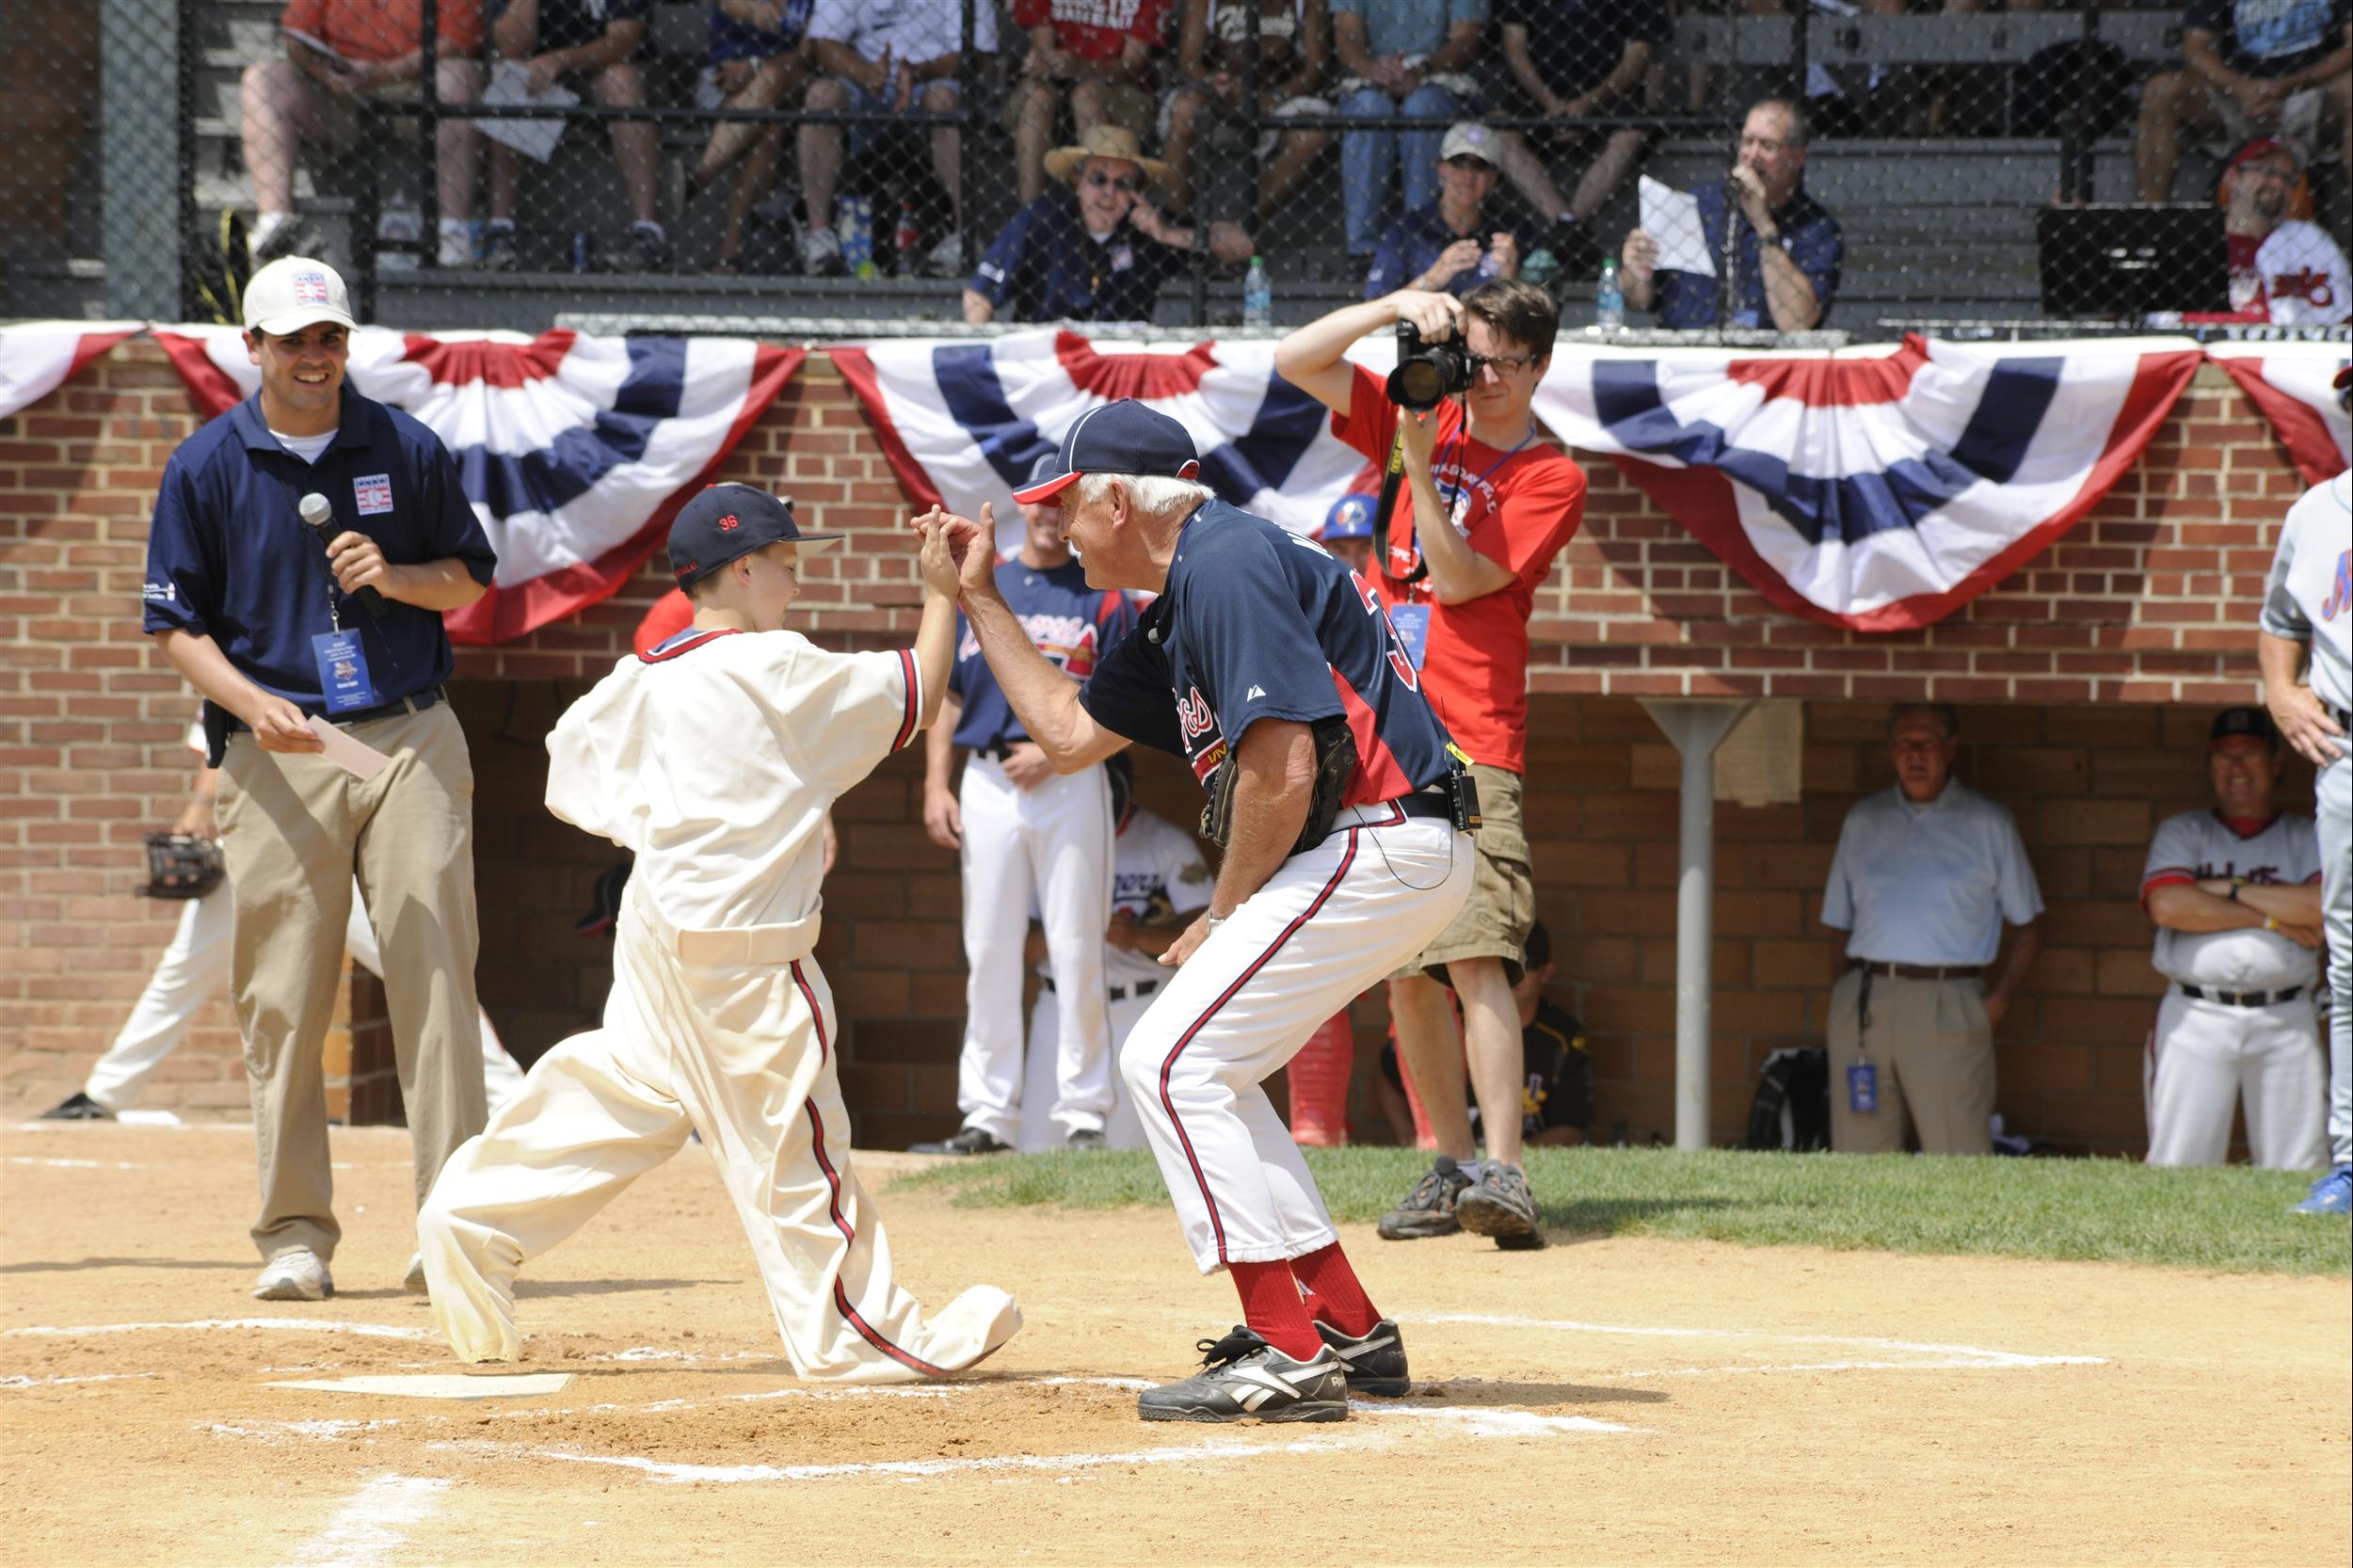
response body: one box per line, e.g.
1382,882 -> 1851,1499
667,484 -> 840,589
1014,398 -> 1203,504
1321,492 -> 1377,540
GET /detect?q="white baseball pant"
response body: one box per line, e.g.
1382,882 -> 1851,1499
418,887 -> 1019,1380
1121,808 -> 1470,1272
955,757 -> 1114,1142
2320,754 -> 2349,1167
2143,988 -> 2327,1168
80,881 -> 520,1113
1017,982 -> 1155,1151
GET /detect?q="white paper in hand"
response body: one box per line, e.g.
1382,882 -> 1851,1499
306,715 -> 392,780
478,61 -> 577,163
1640,176 -> 1715,278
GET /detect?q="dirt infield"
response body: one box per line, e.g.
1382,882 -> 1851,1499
4,1122 -> 2346,1568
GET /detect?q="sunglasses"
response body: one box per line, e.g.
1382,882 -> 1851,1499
1082,170 -> 1140,193
1442,155 -> 1497,172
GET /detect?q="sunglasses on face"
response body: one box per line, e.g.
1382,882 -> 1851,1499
1442,156 -> 1496,173
1082,171 -> 1140,193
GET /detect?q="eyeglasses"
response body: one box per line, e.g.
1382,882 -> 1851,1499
1082,171 -> 1140,193
1471,352 -> 1539,376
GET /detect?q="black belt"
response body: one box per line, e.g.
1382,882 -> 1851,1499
1852,960 -> 1983,981
1042,975 -> 1160,1001
2179,982 -> 2304,1008
972,742 -> 1020,762
1389,792 -> 1453,823
2329,701 -> 2350,728
223,684 -> 444,734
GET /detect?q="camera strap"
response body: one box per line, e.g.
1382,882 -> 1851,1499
1372,425 -> 1426,584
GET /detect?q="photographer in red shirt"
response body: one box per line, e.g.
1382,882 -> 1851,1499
1275,278 -> 1583,1249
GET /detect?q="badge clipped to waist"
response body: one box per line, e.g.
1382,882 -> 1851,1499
1386,602 -> 1431,670
312,629 -> 381,714
1847,1059 -> 1879,1114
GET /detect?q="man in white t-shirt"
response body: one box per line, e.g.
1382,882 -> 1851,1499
2139,707 -> 2327,1168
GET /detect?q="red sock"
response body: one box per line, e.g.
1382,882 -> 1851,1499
1229,1259 -> 1321,1360
1290,1241 -> 1380,1337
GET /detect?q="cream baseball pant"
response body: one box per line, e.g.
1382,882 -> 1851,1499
2319,753 -> 2349,1168
1826,968 -> 1995,1156
2142,987 -> 2326,1169
418,888 -> 1019,1381
1122,807 -> 1470,1273
216,703 -> 488,1262
955,757 -> 1115,1143
1017,980 -> 1156,1152
80,883 -> 521,1115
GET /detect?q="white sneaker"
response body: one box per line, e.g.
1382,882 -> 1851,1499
923,229 -> 965,279
403,1252 -> 428,1294
437,219 -> 475,268
252,1248 -> 333,1302
799,224 -> 843,276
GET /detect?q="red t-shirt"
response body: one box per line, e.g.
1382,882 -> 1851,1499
1012,0 -> 1169,63
281,0 -> 485,62
1329,364 -> 1584,776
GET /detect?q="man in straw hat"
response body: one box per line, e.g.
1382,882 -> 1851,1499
963,124 -> 1255,324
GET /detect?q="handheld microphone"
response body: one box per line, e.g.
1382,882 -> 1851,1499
298,492 -> 384,618
1718,164 -> 1744,328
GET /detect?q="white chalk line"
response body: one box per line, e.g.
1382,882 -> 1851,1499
6,1157 -> 152,1170
276,1472 -> 449,1568
5,1319 -> 437,1342
1414,1314 -> 2106,1376
0,1371 -> 159,1388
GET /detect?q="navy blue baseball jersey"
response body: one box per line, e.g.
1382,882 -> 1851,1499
951,555 -> 1137,749
1077,499 -> 1456,806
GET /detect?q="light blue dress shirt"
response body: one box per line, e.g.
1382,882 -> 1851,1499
1821,780 -> 2043,967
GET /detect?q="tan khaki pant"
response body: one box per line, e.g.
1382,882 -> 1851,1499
216,701 -> 487,1261
1825,968 -> 1994,1156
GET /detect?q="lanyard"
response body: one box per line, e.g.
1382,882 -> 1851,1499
1389,423 -> 1530,586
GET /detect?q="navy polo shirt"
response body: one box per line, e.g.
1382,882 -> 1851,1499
1077,500 -> 1457,808
1654,180 -> 1843,329
1364,201 -> 1542,300
142,389 -> 496,734
950,556 -> 1136,749
967,193 -> 1188,324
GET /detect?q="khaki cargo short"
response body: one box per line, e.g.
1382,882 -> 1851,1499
1002,76 -> 1156,145
1395,762 -> 1533,987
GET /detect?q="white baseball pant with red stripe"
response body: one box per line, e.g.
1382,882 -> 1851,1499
1121,806 -> 1471,1272
418,884 -> 1019,1380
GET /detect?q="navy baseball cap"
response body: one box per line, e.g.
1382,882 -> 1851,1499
1014,399 -> 1203,504
2208,706 -> 2281,750
1321,492 -> 1377,540
666,484 -> 840,589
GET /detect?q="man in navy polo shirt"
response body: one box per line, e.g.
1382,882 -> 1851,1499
916,400 -> 1474,1424
141,256 -> 499,1304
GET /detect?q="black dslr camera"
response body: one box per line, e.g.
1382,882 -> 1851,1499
1385,318 -> 1474,411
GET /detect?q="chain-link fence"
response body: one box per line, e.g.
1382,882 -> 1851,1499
2,1 -> 2346,336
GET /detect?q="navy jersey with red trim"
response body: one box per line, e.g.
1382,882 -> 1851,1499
1077,499 -> 1455,805
951,556 -> 1136,749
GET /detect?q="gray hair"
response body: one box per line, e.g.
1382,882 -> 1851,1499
1072,472 -> 1216,517
1885,702 -> 1959,740
1748,96 -> 1810,150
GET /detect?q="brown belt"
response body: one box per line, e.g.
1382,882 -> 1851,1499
1851,960 -> 1983,981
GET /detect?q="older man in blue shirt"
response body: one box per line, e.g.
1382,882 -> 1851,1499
1819,703 -> 2044,1156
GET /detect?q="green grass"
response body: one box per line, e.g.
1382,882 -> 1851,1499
891,1145 -> 2353,1277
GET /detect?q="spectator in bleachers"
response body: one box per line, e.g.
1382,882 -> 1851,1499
242,0 -> 487,268
1007,2 -> 1173,209
2134,0 -> 2351,204
795,0 -> 998,278
1334,0 -> 1488,264
1618,95 -> 1841,329
1488,0 -> 1665,278
1362,120 -> 1538,296
1161,0 -> 1336,227
480,0 -> 669,272
964,124 -> 1255,322
2195,137 -> 2352,326
676,2 -> 815,275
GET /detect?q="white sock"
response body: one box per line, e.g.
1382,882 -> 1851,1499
439,216 -> 470,239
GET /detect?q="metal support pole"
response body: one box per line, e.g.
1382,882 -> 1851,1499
1641,698 -> 1755,1151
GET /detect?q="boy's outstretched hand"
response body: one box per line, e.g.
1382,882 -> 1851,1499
914,506 -> 960,598
912,503 -> 1003,600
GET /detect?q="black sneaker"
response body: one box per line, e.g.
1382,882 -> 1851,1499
1066,1128 -> 1108,1151
909,1126 -> 1011,1156
39,1091 -> 112,1121
1316,1317 -> 1409,1397
1376,1155 -> 1471,1240
1455,1161 -> 1544,1247
480,224 -> 521,273
250,216 -> 328,266
1137,1326 -> 1348,1424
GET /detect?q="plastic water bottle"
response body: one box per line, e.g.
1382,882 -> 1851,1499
1241,257 -> 1273,328
891,199 -> 920,278
1594,254 -> 1625,333
837,193 -> 874,280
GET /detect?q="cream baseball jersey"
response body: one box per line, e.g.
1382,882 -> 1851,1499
2140,809 -> 2325,989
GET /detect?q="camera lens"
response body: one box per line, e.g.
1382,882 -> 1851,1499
1390,359 -> 1451,410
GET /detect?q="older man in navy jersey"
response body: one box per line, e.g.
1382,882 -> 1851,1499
917,400 -> 1474,1425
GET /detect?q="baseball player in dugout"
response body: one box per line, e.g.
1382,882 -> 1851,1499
2260,367 -> 2352,1216
1274,277 -> 1586,1249
417,485 -> 1026,1379
1819,704 -> 2046,1157
2139,708 -> 2328,1170
139,256 -> 497,1304
918,452 -> 1137,1156
917,399 -> 1476,1423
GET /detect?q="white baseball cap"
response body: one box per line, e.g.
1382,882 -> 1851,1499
243,256 -> 359,336
1438,121 -> 1500,168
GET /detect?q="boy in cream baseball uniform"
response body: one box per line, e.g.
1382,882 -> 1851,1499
419,486 -> 1022,1380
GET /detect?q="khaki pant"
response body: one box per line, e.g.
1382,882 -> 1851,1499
216,701 -> 487,1262
1397,762 -> 1533,984
1825,968 -> 1994,1156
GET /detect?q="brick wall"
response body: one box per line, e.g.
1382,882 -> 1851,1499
2,344 -> 2318,1155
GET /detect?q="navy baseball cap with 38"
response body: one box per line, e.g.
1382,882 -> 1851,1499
1014,398 -> 1203,504
666,483 -> 840,589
